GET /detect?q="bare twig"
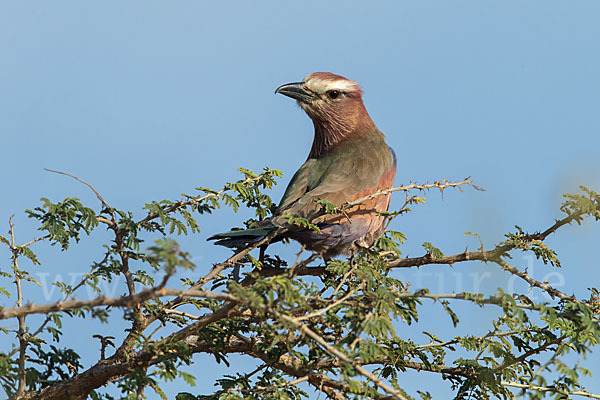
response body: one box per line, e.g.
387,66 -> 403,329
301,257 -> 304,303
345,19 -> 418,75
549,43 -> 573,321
162,308 -> 202,320
224,375 -> 310,395
0,274 -> 232,320
501,381 -> 600,399
19,235 -> 50,248
516,349 -> 562,398
297,285 -> 359,322
9,216 -> 28,397
343,179 -> 482,210
494,257 -> 580,303
44,168 -> 115,222
494,335 -> 566,374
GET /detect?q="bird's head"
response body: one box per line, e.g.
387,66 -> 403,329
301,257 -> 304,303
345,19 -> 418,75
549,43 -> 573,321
276,72 -> 376,157
275,72 -> 365,121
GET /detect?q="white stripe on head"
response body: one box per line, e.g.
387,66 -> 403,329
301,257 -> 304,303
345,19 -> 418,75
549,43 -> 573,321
303,73 -> 360,94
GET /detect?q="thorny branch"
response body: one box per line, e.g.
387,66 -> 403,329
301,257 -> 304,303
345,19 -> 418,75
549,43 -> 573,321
251,208 -> 592,310
4,173 -> 599,400
274,310 -> 410,400
501,381 -> 600,399
0,286 -> 236,320
6,250 -> 113,360
9,217 -> 27,398
344,178 -> 482,209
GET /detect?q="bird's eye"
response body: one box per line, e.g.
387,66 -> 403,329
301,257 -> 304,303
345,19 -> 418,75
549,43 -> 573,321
327,90 -> 341,99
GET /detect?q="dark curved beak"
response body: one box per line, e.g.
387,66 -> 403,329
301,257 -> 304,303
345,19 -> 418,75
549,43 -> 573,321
275,82 -> 313,103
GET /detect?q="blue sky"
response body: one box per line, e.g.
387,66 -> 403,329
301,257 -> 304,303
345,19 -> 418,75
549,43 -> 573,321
1,1 -> 599,399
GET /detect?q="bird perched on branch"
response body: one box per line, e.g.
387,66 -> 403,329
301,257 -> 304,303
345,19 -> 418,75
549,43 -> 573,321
209,72 -> 396,258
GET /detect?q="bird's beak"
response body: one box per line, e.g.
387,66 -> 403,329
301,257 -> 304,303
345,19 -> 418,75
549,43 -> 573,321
275,82 -> 313,103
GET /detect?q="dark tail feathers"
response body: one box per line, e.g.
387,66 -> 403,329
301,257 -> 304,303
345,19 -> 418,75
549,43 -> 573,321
207,226 -> 278,248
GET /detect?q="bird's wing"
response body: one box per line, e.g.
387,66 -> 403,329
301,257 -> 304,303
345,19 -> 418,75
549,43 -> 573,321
275,137 -> 395,222
276,158 -> 315,213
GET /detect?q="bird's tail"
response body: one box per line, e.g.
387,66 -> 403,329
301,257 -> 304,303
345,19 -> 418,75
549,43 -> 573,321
207,225 -> 278,248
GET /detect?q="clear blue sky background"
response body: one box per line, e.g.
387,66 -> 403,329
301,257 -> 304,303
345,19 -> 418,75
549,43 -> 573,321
1,1 -> 599,399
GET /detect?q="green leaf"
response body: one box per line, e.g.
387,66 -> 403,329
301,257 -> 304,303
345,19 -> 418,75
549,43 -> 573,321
422,242 -> 444,259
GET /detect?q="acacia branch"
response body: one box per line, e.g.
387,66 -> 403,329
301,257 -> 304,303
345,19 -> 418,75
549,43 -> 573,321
139,194 -> 220,226
343,178 -> 482,209
44,168 -> 116,224
18,235 -> 50,248
42,169 -> 147,345
257,208 -> 593,311
9,217 -> 27,398
111,225 -> 290,369
7,250 -> 114,360
273,310 -> 409,400
21,296 -> 239,400
0,285 -> 234,320
229,338 -> 473,398
493,257 -> 580,303
11,175 -> 598,400
501,381 -> 600,399
493,335 -> 566,372
188,334 -> 593,400
296,285 -> 359,322
159,293 -> 411,399
211,335 -> 388,400
137,173 -> 267,226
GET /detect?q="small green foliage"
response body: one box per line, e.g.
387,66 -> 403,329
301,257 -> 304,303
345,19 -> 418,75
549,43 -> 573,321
26,197 -> 98,250
417,391 -> 432,400
16,246 -> 41,265
422,242 -> 444,259
315,198 -> 340,214
146,238 -> 195,274
141,167 -> 282,238
441,301 -> 460,327
374,230 -> 406,257
502,226 -> 561,267
280,215 -> 321,233
560,186 -> 600,222
224,167 -> 282,219
28,345 -> 83,388
0,235 -> 9,246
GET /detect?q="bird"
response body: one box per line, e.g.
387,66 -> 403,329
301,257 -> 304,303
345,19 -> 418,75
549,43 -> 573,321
208,72 -> 397,259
